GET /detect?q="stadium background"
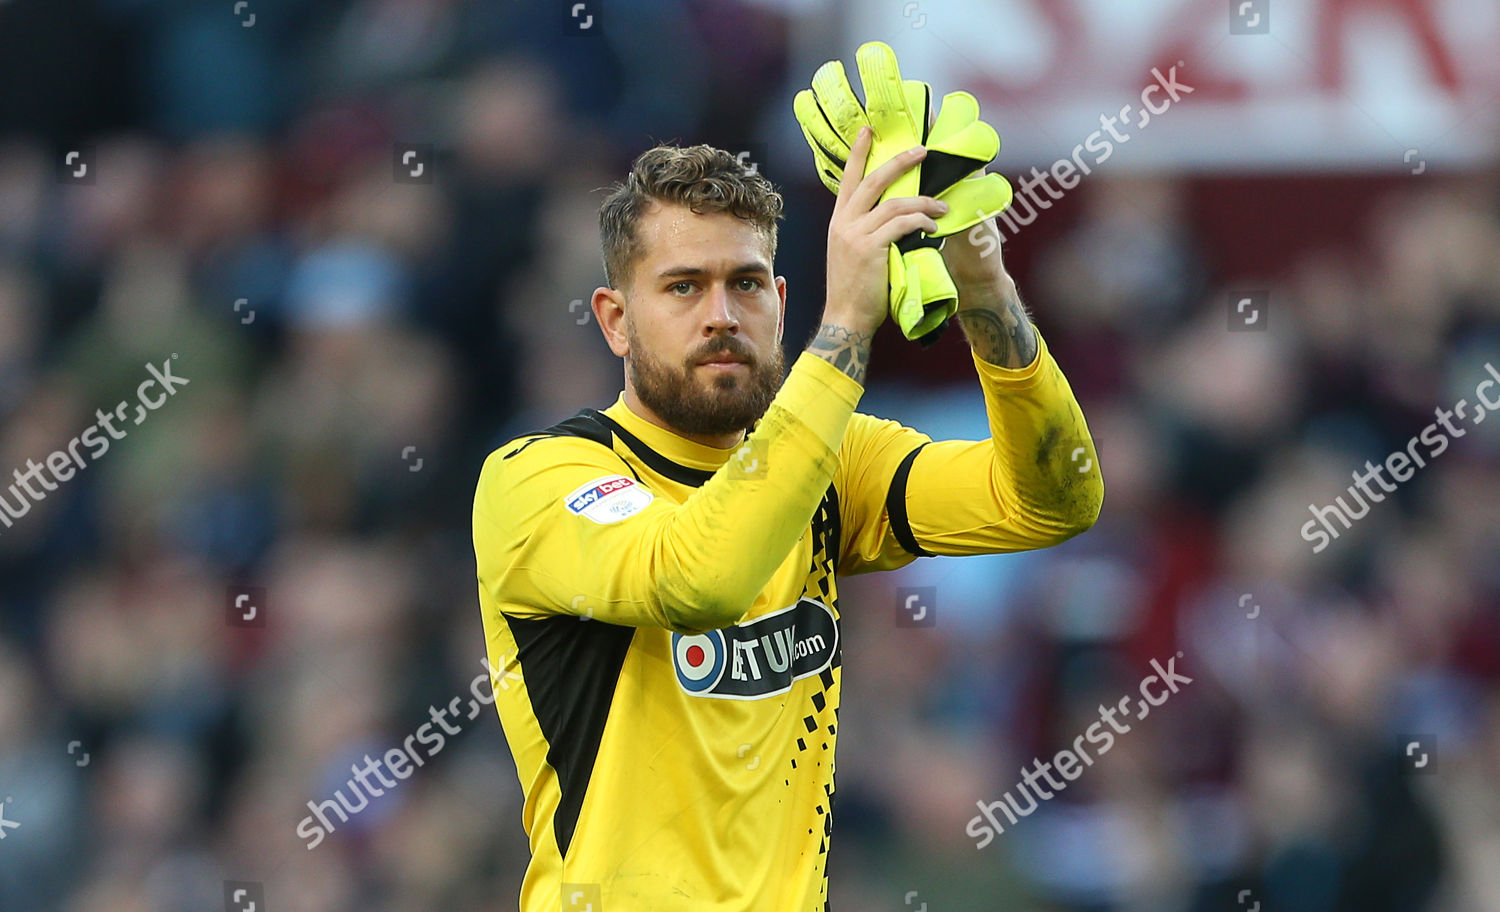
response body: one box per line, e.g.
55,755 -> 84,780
1,0 -> 1498,909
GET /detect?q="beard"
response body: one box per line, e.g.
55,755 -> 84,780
625,319 -> 786,438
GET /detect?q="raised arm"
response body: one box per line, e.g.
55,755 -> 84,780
836,217 -> 1102,574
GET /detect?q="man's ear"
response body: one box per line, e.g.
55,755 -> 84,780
593,285 -> 629,357
774,275 -> 787,346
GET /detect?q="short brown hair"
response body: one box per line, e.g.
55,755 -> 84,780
599,144 -> 784,291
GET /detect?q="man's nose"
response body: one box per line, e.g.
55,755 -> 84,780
702,283 -> 739,333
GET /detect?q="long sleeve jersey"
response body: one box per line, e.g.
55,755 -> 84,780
472,329 -> 1102,912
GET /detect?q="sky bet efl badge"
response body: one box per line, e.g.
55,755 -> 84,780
673,598 -> 838,699
564,474 -> 654,524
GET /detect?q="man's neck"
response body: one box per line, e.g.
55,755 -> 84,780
622,386 -> 746,451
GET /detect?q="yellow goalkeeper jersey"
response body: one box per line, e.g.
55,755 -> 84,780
473,331 -> 1101,912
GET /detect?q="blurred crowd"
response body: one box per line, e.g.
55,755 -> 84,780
1,1 -> 1498,911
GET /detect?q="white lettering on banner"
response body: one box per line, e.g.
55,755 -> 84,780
848,0 -> 1498,168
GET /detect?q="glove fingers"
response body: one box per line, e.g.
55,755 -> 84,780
929,172 -> 1014,236
856,41 -> 921,190
794,89 -> 850,160
856,42 -> 911,138
902,79 -> 932,144
808,146 -> 845,195
811,60 -> 870,151
920,120 -> 999,198
917,91 -> 1004,198
930,120 -> 998,161
928,91 -> 980,143
856,42 -> 908,136
794,89 -> 849,193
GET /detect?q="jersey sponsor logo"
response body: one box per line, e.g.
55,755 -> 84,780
564,474 -> 653,524
672,598 -> 838,699
674,629 -> 727,692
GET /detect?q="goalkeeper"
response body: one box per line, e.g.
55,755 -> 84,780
472,47 -> 1103,912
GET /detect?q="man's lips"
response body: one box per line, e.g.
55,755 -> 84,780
699,354 -> 749,365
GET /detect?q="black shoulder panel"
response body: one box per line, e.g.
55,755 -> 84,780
587,410 -> 716,488
500,409 -> 641,482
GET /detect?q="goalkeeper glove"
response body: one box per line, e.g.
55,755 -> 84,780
794,42 -> 1013,345
796,85 -> 1012,237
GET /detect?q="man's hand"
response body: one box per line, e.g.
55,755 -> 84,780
812,125 -> 948,385
941,213 -> 1008,292
946,215 -> 1038,370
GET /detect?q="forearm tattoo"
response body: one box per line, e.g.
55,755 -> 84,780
957,289 -> 1038,369
807,323 -> 873,386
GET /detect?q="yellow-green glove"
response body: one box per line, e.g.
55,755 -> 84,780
794,42 -> 1013,345
797,85 -> 1012,237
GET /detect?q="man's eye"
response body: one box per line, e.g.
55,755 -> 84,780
735,278 -> 763,292
669,282 -> 695,295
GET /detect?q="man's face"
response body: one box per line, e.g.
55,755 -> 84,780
615,202 -> 786,439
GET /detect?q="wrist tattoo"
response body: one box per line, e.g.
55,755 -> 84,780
957,290 -> 1038,369
808,323 -> 872,385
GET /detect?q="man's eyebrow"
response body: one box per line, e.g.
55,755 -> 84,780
656,262 -> 771,279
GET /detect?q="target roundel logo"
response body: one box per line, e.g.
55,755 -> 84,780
672,629 -> 727,693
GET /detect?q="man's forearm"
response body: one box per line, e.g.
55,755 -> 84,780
954,277 -> 1038,370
